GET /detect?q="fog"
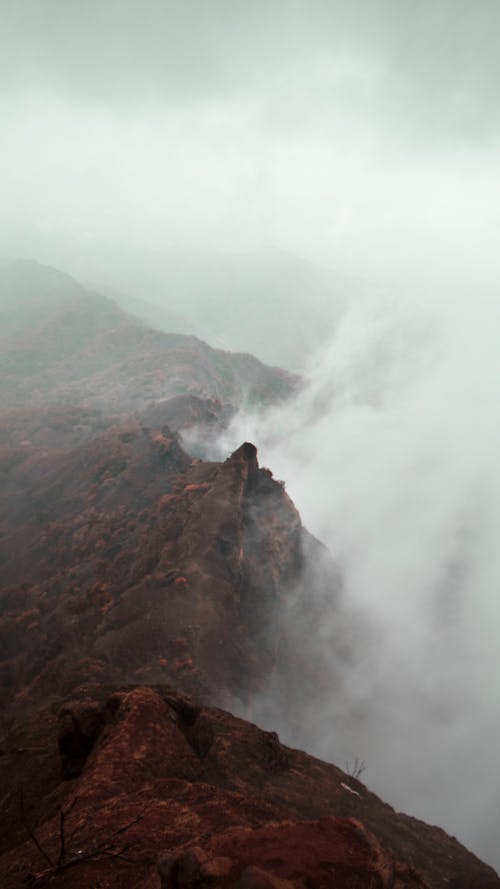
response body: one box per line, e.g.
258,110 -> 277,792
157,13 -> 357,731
2,0 -> 500,870
2,1 -> 500,298
215,286 -> 500,866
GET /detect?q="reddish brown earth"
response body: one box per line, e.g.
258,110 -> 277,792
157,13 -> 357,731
0,429 -> 338,734
1,261 -> 499,887
0,686 -> 498,888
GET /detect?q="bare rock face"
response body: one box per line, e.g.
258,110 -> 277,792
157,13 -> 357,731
0,685 -> 497,888
58,699 -> 104,778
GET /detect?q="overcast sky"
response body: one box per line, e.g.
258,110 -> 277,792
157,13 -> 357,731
2,0 -> 500,293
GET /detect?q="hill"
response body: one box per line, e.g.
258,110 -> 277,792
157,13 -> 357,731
0,259 -> 498,887
0,260 -> 297,413
0,433 -> 338,736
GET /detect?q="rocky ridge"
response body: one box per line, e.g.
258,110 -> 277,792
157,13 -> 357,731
1,261 -> 498,887
0,427 -> 337,735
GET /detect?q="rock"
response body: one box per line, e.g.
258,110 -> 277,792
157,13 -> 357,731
159,847 -> 233,888
200,856 -> 233,880
158,853 -> 177,888
57,700 -> 104,778
176,847 -> 208,886
236,866 -> 294,889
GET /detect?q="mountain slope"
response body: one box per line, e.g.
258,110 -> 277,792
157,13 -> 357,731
0,685 -> 498,888
0,260 -> 297,412
1,413 -> 498,887
0,430 -> 339,735
1,259 -> 498,886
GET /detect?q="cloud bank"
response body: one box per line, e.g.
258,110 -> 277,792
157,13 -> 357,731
214,284 -> 500,866
1,1 -> 500,298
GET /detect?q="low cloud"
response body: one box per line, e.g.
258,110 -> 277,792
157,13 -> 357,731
214,283 -> 500,867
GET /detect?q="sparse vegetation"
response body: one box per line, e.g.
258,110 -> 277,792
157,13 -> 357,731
19,789 -> 147,878
345,758 -> 366,780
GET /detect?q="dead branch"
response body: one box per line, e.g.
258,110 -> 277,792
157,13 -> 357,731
19,788 -> 55,869
345,757 -> 367,780
19,790 -> 147,878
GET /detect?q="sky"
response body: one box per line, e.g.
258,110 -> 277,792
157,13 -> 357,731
2,0 -> 500,871
216,283 -> 500,866
1,0 -> 500,295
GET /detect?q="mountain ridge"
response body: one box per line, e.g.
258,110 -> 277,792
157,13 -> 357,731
0,260 -> 498,887
0,259 -> 298,413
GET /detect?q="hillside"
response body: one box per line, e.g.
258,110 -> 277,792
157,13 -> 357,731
0,261 -> 498,887
0,260 -> 297,413
1,685 -> 499,888
0,432 -> 339,737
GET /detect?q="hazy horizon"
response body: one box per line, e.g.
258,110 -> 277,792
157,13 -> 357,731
2,1 -> 500,296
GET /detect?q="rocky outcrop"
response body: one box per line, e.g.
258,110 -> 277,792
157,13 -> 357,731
0,686 -> 497,888
158,819 -> 431,889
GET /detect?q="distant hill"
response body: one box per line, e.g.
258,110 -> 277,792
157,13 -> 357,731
0,260 -> 297,413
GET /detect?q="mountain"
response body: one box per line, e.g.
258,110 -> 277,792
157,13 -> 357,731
0,262 -> 332,737
0,260 -> 297,413
0,260 -> 498,887
0,433 -> 338,735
